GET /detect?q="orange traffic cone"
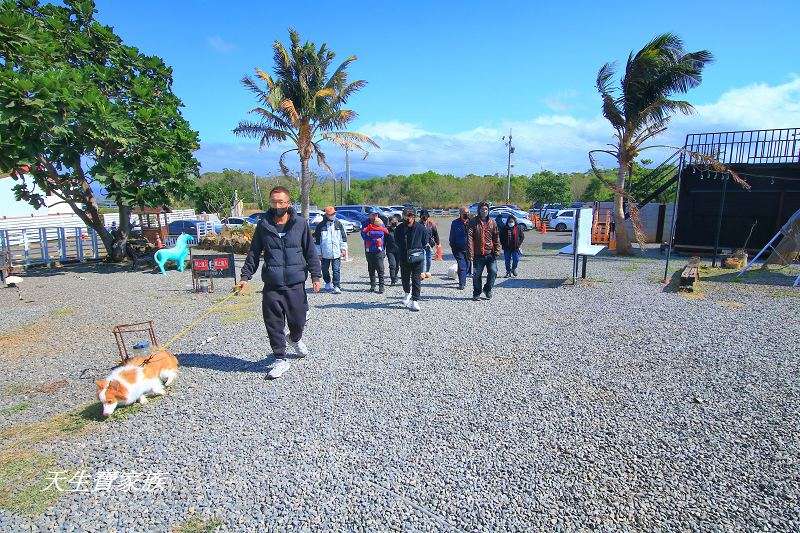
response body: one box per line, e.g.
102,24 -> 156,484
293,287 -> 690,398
609,231 -> 617,253
540,221 -> 547,234
155,235 -> 164,249
434,244 -> 443,261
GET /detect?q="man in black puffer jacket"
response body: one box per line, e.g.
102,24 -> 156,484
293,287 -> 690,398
235,186 -> 321,379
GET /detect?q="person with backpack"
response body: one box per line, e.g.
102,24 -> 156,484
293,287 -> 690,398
361,208 -> 389,293
313,206 -> 347,293
499,214 -> 525,277
394,207 -> 428,311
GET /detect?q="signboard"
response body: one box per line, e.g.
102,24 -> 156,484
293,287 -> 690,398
558,207 -> 606,282
190,252 -> 236,278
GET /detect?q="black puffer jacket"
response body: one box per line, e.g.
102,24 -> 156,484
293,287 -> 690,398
240,209 -> 322,289
394,221 -> 428,262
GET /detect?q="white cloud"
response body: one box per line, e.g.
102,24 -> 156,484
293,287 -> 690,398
543,89 -> 580,112
197,77 -> 800,176
207,35 -> 235,53
358,121 -> 430,141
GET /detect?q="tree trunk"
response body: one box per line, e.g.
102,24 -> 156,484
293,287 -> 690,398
613,162 -> 632,255
109,204 -> 131,262
300,156 -> 310,219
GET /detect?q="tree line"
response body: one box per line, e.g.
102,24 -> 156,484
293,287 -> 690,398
193,162 -> 675,213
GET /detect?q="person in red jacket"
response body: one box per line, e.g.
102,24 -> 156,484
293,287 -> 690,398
360,209 -> 389,293
499,214 -> 525,277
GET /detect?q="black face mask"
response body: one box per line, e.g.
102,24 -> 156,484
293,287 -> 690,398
461,213 -> 469,220
270,207 -> 288,218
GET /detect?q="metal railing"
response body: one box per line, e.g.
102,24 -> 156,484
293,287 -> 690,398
685,128 -> 800,165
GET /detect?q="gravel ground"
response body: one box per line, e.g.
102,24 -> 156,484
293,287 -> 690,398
1,231 -> 799,532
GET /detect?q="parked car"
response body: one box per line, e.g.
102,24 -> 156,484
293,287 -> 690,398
336,206 -> 388,225
548,209 -> 575,232
309,214 -> 357,233
541,204 -> 565,220
381,205 -> 404,218
167,220 -> 210,239
246,212 -> 267,224
493,212 -> 535,231
221,217 -> 247,229
468,202 -> 494,215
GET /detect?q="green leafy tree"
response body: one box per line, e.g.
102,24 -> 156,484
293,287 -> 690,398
234,29 -> 378,219
0,0 -> 199,261
525,171 -> 572,205
594,33 -> 712,254
195,178 -> 234,216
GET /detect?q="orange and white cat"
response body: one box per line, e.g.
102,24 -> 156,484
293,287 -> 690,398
95,350 -> 179,416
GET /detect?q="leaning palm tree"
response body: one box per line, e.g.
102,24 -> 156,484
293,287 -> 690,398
234,29 -> 378,218
595,33 -> 713,254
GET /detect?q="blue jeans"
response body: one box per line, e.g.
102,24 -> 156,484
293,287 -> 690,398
472,255 -> 498,297
320,257 -> 341,287
452,249 -> 470,287
424,246 -> 433,273
504,249 -> 521,273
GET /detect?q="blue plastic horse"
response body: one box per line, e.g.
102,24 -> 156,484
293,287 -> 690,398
154,233 -> 193,275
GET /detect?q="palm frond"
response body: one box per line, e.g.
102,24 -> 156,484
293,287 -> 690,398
279,99 -> 300,125
278,148 -> 298,176
254,68 -> 275,91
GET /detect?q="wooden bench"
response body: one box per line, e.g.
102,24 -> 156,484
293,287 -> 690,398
679,257 -> 701,291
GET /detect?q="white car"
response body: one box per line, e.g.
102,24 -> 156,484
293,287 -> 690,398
382,205 -> 404,218
493,211 -> 535,231
548,209 -> 576,232
309,212 -> 357,233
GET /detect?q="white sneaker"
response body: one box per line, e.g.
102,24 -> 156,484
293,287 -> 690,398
324,282 -> 333,291
403,293 -> 412,308
287,339 -> 310,358
333,286 -> 341,294
411,301 -> 420,312
267,358 -> 291,379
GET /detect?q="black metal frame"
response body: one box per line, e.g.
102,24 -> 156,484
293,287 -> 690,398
662,127 -> 800,280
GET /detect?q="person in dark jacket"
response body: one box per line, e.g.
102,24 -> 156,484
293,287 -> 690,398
419,209 -> 440,279
235,186 -> 321,380
467,201 -> 500,301
361,208 -> 389,293
499,214 -> 525,277
394,207 -> 428,311
448,206 -> 472,290
385,214 -> 401,286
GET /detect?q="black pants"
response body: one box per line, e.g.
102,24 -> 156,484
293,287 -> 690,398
262,283 -> 308,357
400,260 -> 423,301
472,255 -> 498,297
366,251 -> 385,287
386,252 -> 399,284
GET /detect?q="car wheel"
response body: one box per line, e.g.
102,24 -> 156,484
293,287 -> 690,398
556,223 -> 567,232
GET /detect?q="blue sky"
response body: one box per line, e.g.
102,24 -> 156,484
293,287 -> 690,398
95,0 -> 800,176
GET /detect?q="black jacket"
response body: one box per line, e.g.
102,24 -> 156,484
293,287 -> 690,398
449,217 -> 469,251
499,220 -> 525,251
385,224 -> 400,255
394,221 -> 428,262
240,209 -> 322,289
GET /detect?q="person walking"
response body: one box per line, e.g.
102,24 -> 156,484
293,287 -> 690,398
385,214 -> 401,286
395,207 -> 427,311
500,214 -> 525,277
448,206 -> 472,290
467,202 -> 500,301
361,208 -> 389,293
235,186 -> 321,380
313,206 -> 347,293
419,209 -> 440,279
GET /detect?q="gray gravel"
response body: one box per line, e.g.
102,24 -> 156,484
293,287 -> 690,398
1,235 -> 799,532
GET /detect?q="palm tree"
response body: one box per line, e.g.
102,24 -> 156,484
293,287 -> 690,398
234,29 -> 378,218
595,33 -> 713,254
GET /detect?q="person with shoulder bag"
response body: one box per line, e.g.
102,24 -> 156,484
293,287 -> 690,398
394,208 -> 427,311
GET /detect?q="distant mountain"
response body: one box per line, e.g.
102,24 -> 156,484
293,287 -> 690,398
334,170 -> 379,180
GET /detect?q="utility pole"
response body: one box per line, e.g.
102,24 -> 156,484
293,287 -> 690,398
502,129 -> 514,203
345,146 -> 351,195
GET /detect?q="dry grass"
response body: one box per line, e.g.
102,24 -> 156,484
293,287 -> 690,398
173,516 -> 224,533
0,449 -> 64,516
0,321 -> 49,359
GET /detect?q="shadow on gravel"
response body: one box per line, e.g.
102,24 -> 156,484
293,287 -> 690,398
18,261 -> 165,278
496,278 -> 566,289
176,352 -> 280,372
314,301 -> 396,310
